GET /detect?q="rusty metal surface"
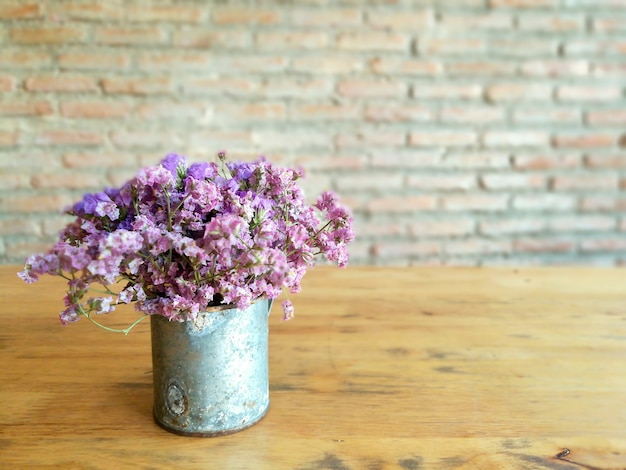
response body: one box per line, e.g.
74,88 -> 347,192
150,299 -> 272,437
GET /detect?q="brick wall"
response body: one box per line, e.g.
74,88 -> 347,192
1,0 -> 625,266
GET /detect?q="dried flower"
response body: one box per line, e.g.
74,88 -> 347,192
18,153 -> 355,333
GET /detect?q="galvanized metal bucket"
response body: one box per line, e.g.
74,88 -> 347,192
150,298 -> 272,437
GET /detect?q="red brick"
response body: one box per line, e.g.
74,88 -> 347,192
481,173 -> 546,190
420,38 -> 486,55
126,5 -> 204,23
173,29 -> 250,49
294,154 -> 366,171
60,102 -> 133,119
441,195 -> 509,211
521,60 -> 588,77
553,133 -> 619,149
0,218 -> 40,236
337,79 -> 407,98
94,27 -> 167,46
110,131 -> 178,148
58,52 -> 130,70
591,61 -> 626,80
0,101 -> 53,116
182,77 -> 259,96
337,32 -> 410,52
0,194 -> 72,213
0,3 -> 41,19
372,241 -> 441,258
581,238 -> 626,252
367,196 -> 438,213
214,103 -> 286,121
292,56 -> 362,75
365,104 -> 434,123
337,173 -> 405,192
10,26 -> 86,44
446,61 -> 516,77
355,220 -> 406,237
513,194 -> 576,211
370,151 -> 441,168
480,218 -> 545,235
335,131 -> 406,148
586,110 -> 626,125
580,196 -> 626,212
409,219 -> 475,237
0,131 -> 19,146
5,240 -> 58,259
513,154 -> 581,170
445,239 -> 512,256
256,31 -> 329,49
212,8 -> 282,25
31,172 -> 105,190
41,216 -> 73,237
63,153 -> 138,168
0,50 -> 52,68
261,78 -> 333,98
440,107 -> 504,124
407,174 -> 476,191
0,173 -> 29,190
291,9 -> 362,27
442,152 -> 510,169
137,52 -> 212,70
513,108 -> 581,125
412,83 -> 482,100
486,83 -> 553,102
489,0 -> 559,5
564,40 -> 626,57
493,39 -> 558,58
102,77 -> 172,95
557,86 -> 622,102
593,16 -> 626,33
585,155 -> 626,169
34,130 -> 103,147
366,10 -> 433,29
518,13 -> 585,32
136,101 -> 206,120
513,239 -> 575,254
253,130 -> 330,150
0,153 -> 59,168
25,76 -> 98,93
483,131 -> 549,147
552,173 -> 618,191
189,131 -> 253,150
548,216 -> 616,232
0,75 -> 16,92
370,58 -> 442,76
294,103 -> 360,121
439,12 -> 513,30
47,3 -> 123,21
410,131 -> 477,147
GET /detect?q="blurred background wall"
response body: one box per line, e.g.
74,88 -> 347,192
0,0 -> 625,266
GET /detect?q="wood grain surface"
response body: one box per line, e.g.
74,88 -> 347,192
1,265 -> 625,469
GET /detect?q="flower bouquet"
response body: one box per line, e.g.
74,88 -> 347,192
19,152 -> 354,331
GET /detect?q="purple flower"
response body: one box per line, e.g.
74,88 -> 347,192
18,152 -> 355,329
282,300 -> 294,321
161,153 -> 187,176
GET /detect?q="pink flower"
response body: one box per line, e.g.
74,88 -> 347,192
17,152 -> 355,328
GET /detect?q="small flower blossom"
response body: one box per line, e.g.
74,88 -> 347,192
17,152 -> 355,331
282,300 -> 294,321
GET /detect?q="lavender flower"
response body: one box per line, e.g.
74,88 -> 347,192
18,153 -> 355,333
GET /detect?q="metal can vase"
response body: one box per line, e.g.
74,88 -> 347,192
150,298 -> 272,437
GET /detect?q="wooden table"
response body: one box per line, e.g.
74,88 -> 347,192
1,265 -> 625,469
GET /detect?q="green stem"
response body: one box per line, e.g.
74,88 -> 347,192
85,311 -> 147,335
